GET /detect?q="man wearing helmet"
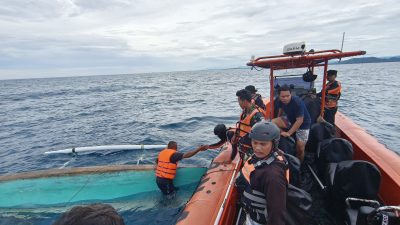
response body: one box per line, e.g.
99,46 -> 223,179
235,120 -> 287,225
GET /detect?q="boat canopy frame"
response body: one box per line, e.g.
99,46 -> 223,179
247,49 -> 366,119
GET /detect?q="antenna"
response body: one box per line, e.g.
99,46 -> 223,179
340,32 -> 345,52
339,32 -> 345,62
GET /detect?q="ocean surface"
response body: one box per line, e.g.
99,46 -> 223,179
0,62 -> 399,224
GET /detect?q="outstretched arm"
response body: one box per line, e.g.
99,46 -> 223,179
208,140 -> 225,149
183,145 -> 208,159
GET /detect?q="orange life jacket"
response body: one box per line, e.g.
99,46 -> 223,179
241,153 -> 290,183
155,148 -> 178,179
236,108 -> 261,138
325,81 -> 342,108
255,105 -> 267,119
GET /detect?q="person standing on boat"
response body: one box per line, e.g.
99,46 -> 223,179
235,120 -> 287,225
245,85 -> 266,111
232,89 -> 264,159
317,70 -> 342,125
272,85 -> 311,163
155,141 -> 207,196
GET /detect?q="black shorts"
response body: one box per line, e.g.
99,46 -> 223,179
324,107 -> 338,125
156,177 -> 176,195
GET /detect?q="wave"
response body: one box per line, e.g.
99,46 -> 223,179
159,115 -> 237,130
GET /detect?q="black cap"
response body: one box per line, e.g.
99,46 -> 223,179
327,70 -> 338,76
245,85 -> 257,93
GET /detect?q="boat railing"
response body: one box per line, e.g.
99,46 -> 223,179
247,50 -> 366,70
253,49 -> 342,62
345,197 -> 380,208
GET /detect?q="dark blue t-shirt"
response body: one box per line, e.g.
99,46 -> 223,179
278,95 -> 311,129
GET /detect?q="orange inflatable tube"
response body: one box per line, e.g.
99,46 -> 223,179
176,143 -> 241,225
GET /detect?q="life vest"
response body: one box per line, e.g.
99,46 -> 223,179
255,105 -> 267,119
236,108 -> 262,138
236,152 -> 289,224
155,148 -> 178,179
235,108 -> 262,150
325,81 -> 342,109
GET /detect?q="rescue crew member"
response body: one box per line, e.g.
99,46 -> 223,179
155,141 -> 208,195
232,89 -> 264,159
317,70 -> 342,125
235,120 -> 287,225
245,85 -> 266,111
272,85 -> 311,163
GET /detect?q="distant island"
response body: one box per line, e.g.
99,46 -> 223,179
336,56 -> 400,64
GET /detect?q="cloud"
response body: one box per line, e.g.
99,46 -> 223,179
0,0 -> 399,79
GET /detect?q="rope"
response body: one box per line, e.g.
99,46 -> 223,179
252,66 -> 264,71
67,168 -> 105,204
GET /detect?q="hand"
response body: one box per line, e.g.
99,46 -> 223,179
317,115 -> 325,123
231,134 -> 239,144
281,131 -> 291,137
224,160 -> 232,164
198,145 -> 209,151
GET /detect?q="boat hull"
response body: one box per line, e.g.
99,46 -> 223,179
335,112 -> 400,205
176,144 -> 241,225
177,104 -> 400,224
0,165 -> 206,208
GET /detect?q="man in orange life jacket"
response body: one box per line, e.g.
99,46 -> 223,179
235,121 -> 287,225
155,141 -> 208,195
245,85 -> 266,111
232,89 -> 264,159
317,70 -> 342,125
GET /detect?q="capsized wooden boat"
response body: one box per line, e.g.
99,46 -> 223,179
177,44 -> 400,225
0,165 -> 206,209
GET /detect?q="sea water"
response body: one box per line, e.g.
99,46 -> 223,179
0,62 -> 399,224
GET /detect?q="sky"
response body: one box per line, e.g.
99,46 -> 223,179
0,0 -> 399,79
